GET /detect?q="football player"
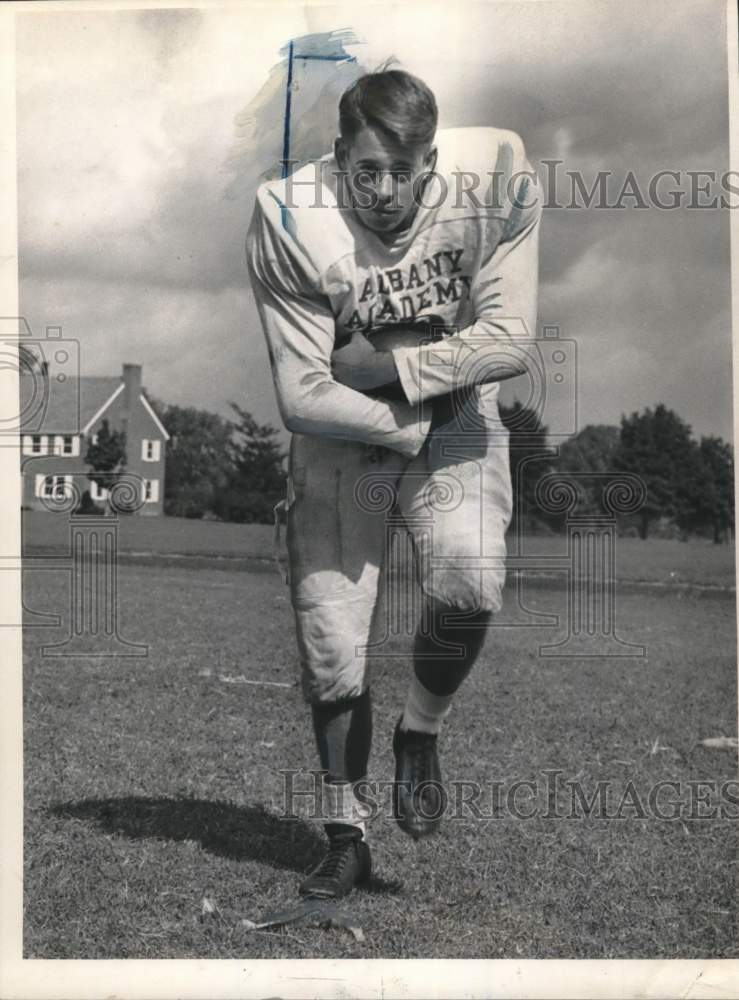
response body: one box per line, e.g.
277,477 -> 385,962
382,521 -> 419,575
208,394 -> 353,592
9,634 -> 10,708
247,68 -> 541,898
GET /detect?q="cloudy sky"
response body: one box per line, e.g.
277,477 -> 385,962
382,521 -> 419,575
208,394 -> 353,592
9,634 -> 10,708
15,0 -> 734,442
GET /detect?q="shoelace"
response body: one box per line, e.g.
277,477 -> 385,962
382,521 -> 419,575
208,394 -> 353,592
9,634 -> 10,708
404,735 -> 438,784
312,839 -> 357,881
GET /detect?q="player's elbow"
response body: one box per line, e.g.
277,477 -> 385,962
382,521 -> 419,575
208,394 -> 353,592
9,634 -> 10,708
279,395 -> 320,435
280,375 -> 338,434
473,321 -> 535,379
509,355 -> 530,378
283,408 -> 333,437
283,411 -> 309,435
279,399 -> 307,435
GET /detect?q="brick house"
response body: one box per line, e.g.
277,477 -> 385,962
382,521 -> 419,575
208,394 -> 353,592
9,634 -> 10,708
20,363 -> 170,516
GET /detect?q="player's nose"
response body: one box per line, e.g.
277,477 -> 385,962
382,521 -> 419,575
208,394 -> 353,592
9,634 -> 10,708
376,173 -> 396,202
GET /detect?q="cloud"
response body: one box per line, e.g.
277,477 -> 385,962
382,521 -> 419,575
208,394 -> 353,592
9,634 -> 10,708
17,14 -> 363,295
134,8 -> 205,71
14,0 -> 734,442
18,273 -> 282,433
538,216 -> 733,439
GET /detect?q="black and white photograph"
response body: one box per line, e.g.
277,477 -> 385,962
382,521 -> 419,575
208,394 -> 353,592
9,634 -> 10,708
1,0 -> 737,997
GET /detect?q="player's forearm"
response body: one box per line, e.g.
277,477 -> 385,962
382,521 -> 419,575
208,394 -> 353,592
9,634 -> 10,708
390,217 -> 540,405
331,347 -> 399,392
390,314 -> 533,404
276,374 -> 430,457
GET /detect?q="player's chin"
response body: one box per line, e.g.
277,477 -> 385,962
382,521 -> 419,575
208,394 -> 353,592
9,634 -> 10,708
360,208 -> 408,233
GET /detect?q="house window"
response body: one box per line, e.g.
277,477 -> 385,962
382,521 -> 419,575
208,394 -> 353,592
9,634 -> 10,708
141,439 -> 161,462
144,478 -> 160,503
27,434 -> 47,455
90,480 -> 109,501
53,434 -> 78,456
91,433 -> 98,445
35,474 -> 71,500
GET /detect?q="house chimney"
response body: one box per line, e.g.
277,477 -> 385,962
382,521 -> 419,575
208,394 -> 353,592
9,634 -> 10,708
121,363 -> 142,433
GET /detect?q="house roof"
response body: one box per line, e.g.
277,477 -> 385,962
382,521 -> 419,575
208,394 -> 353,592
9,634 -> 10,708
19,375 -> 169,438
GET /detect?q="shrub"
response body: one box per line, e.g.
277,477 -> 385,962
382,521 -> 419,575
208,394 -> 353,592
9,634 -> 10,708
74,490 -> 105,516
212,488 -> 281,525
163,483 -> 213,520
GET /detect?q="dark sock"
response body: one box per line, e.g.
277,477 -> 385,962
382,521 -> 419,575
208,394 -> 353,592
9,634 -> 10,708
324,823 -> 364,841
311,690 -> 373,840
310,689 -> 373,784
414,603 -> 492,696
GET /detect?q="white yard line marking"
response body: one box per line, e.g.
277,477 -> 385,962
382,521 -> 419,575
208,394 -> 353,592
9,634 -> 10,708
217,674 -> 293,688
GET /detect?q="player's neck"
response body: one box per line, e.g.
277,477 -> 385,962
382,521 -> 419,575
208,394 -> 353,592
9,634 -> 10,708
371,171 -> 436,245
372,204 -> 420,246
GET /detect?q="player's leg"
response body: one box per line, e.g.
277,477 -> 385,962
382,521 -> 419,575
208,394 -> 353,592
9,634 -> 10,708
391,605 -> 492,840
302,692 -> 373,898
407,598 -> 492,716
285,433 -> 405,895
394,387 -> 512,838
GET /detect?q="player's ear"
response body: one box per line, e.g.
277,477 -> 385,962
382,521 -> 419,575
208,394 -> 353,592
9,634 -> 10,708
335,136 -> 348,170
423,144 -> 438,173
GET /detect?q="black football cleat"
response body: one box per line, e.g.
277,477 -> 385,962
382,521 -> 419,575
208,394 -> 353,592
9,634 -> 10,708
392,718 -> 445,839
299,826 -> 371,899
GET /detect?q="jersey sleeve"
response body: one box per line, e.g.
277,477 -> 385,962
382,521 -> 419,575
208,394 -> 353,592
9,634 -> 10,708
246,187 -> 431,456
390,133 -> 542,405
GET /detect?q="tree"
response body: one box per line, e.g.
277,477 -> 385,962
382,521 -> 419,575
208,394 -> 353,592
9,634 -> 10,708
558,425 -> 620,475
84,418 -> 127,510
213,403 -> 287,524
155,402 -> 234,519
499,400 -> 554,531
697,436 -> 734,543
671,441 -> 712,541
556,424 -> 621,519
613,404 -> 699,539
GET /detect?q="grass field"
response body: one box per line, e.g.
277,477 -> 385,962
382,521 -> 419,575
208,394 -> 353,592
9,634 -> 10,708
22,510 -> 738,587
23,554 -> 738,959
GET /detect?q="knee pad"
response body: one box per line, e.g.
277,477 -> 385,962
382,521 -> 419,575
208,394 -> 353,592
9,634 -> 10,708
294,602 -> 370,704
421,561 -> 505,614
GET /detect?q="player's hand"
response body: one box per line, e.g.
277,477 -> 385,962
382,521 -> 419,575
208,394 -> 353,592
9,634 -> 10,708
331,332 -> 398,390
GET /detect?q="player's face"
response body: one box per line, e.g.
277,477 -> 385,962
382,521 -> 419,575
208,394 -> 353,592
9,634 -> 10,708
336,126 -> 437,236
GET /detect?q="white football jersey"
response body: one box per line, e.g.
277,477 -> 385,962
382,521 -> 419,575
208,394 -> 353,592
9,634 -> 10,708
247,127 -> 541,456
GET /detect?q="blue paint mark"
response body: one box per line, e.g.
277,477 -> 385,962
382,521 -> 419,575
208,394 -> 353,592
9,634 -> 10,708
294,54 -> 356,62
280,34 -> 358,179
268,190 -> 299,238
503,177 -> 529,241
281,39 -> 294,180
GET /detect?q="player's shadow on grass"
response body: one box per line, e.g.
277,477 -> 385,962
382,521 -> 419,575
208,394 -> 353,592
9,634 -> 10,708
49,797 -> 402,894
